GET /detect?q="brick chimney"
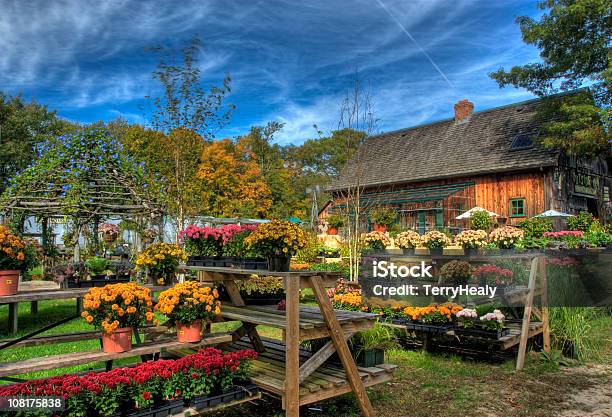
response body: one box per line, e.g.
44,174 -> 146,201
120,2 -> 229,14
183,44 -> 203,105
454,99 -> 474,123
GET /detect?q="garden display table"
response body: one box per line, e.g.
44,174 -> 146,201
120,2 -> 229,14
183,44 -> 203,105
184,266 -> 396,417
381,254 -> 550,370
0,285 -> 170,335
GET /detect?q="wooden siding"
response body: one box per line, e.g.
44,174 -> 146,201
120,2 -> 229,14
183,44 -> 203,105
326,170 -> 547,229
474,172 -> 546,225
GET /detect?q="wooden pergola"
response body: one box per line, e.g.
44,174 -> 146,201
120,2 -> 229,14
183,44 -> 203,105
0,129 -> 162,257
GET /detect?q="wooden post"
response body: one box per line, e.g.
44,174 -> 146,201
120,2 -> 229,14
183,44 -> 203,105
516,256 -> 539,371
539,258 -> 551,353
30,301 -> 38,315
284,274 -> 301,417
76,298 -> 83,314
8,303 -> 18,334
310,275 -> 375,417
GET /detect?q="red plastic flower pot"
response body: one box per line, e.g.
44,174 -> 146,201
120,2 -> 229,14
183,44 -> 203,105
373,224 -> 387,233
177,320 -> 202,343
102,327 -> 133,353
327,227 -> 338,235
0,270 -> 20,296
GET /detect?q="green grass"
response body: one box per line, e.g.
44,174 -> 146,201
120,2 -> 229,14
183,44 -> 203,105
0,300 -> 609,416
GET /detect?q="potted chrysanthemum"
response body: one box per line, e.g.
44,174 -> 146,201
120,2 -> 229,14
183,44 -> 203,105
362,231 -> 391,253
421,230 -> 451,256
454,229 -> 488,256
394,230 -> 421,255
0,225 -> 38,295
244,220 -> 308,271
81,282 -> 156,353
489,226 -> 524,251
135,242 -> 187,285
156,281 -> 221,343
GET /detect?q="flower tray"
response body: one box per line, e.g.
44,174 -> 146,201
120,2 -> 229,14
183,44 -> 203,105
67,275 -> 130,288
124,398 -> 184,417
454,326 -> 510,340
186,384 -> 260,409
390,318 -> 453,333
187,256 -> 268,270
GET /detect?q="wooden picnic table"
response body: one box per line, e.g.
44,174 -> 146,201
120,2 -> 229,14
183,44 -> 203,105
0,285 -> 170,334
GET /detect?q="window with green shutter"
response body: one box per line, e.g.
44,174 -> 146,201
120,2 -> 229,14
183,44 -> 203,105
509,198 -> 526,217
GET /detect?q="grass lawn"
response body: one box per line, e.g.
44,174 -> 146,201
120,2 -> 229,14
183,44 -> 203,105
0,299 -> 610,416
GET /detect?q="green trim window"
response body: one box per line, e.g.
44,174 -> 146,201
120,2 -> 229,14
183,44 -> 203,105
509,198 -> 526,217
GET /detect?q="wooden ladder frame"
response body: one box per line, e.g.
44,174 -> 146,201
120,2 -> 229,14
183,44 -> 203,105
516,256 -> 550,370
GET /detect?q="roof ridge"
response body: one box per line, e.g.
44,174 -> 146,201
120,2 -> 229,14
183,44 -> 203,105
366,89 -> 582,141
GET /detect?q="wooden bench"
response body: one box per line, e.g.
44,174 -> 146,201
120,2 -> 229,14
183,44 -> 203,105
0,332 -> 232,378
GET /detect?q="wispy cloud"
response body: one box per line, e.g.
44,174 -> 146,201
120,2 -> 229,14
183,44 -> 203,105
0,0 -> 542,143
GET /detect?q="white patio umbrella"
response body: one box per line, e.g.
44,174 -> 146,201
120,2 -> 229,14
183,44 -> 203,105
456,207 -> 499,220
534,210 -> 574,218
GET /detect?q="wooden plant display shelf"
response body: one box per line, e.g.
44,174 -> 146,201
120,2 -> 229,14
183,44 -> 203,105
220,305 -> 379,341
171,337 -> 397,408
0,332 -> 232,378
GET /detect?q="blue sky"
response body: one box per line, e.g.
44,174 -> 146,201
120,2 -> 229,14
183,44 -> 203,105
0,0 -> 543,145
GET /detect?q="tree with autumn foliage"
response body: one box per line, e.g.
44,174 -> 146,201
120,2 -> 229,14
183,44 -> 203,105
197,139 -> 272,218
119,124 -> 207,232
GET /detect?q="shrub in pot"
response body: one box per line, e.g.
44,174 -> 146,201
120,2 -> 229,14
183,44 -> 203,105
351,324 -> 396,367
0,225 -> 39,295
394,230 -> 421,255
371,208 -> 396,232
326,215 -> 345,235
470,210 -> 494,231
81,282 -> 156,353
156,281 -> 221,343
136,242 -> 187,285
85,256 -> 111,278
244,220 -> 308,271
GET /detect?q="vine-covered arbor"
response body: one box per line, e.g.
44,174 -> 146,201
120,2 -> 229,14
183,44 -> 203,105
0,128 -> 162,258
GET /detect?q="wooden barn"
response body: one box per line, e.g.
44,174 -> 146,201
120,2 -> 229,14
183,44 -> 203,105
326,96 -> 611,233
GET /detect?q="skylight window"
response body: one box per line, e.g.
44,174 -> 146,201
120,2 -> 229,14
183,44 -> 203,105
510,131 -> 537,150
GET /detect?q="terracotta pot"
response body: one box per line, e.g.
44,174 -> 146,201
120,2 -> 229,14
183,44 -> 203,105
373,224 -> 387,233
177,320 -> 202,343
101,327 -> 133,353
327,227 -> 338,235
0,270 -> 20,296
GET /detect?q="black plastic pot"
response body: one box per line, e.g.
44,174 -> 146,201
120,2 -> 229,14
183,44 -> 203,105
390,318 -> 453,334
267,255 -> 291,272
355,348 -> 385,367
402,248 -> 415,256
428,247 -> 443,256
66,275 -> 130,288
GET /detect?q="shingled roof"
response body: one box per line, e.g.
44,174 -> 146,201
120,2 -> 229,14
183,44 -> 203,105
330,96 -> 560,191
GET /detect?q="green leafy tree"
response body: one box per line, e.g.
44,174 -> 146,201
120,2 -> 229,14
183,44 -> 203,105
490,0 -> 611,158
0,93 -> 72,194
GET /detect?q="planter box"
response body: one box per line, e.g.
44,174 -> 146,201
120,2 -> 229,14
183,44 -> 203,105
454,326 -> 510,340
67,275 -> 130,288
354,348 -> 385,367
390,318 -> 453,333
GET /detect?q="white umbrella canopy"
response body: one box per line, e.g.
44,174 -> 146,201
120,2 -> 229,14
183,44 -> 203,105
456,207 -> 499,220
534,210 -> 575,218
